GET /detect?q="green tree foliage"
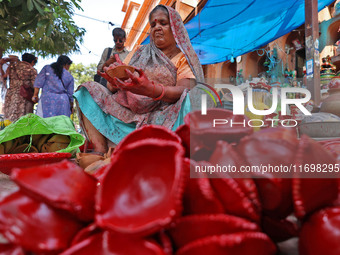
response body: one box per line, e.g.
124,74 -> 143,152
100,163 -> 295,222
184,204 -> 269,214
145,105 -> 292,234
0,0 -> 85,57
69,62 -> 96,88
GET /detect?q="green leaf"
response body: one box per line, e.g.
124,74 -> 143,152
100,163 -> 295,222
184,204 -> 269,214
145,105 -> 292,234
46,24 -> 52,36
8,0 -> 23,7
17,22 -> 33,32
27,0 -> 34,11
37,18 -> 49,27
32,0 -> 44,15
34,0 -> 47,6
68,26 -> 75,34
1,0 -> 84,56
70,0 -> 82,11
35,27 -> 44,38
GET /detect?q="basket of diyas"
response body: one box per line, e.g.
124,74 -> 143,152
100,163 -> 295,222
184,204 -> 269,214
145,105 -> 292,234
0,133 -> 73,175
1,134 -> 71,154
105,65 -> 135,81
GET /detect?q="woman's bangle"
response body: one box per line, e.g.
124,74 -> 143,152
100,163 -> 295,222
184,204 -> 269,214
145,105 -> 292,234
152,83 -> 165,101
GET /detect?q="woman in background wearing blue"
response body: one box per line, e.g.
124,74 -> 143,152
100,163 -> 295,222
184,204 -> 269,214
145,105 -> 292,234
32,55 -> 74,118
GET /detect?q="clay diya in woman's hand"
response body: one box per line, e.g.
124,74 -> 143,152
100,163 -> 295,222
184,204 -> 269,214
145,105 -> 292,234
105,65 -> 136,81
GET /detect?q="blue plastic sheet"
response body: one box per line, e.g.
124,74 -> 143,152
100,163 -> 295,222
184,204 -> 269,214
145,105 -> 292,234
144,0 -> 334,65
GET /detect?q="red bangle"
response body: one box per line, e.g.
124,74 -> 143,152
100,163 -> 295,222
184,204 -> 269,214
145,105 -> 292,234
152,82 -> 155,98
152,83 -> 165,101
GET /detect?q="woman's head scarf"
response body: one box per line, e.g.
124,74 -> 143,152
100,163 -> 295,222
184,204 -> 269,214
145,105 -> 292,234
128,5 -> 204,85
163,5 -> 204,83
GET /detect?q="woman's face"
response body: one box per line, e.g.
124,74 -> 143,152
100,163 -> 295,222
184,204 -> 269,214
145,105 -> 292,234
150,9 -> 176,50
64,64 -> 71,71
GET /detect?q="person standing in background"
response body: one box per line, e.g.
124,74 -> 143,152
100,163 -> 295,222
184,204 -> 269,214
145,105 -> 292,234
95,27 -> 129,87
1,53 -> 37,122
32,55 -> 74,118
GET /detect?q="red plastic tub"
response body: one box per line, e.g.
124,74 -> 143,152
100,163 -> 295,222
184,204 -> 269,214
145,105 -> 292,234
0,153 -> 72,175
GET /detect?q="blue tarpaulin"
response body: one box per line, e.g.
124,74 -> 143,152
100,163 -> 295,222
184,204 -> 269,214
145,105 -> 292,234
187,0 -> 335,65
145,0 -> 335,65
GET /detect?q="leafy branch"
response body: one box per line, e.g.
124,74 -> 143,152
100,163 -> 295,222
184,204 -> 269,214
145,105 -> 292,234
0,0 -> 85,57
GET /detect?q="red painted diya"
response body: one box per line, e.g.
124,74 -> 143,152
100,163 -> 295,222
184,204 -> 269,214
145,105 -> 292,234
182,160 -> 225,215
167,214 -> 259,249
0,191 -> 83,254
11,160 -> 97,222
114,125 -> 182,154
186,108 -> 253,150
299,206 -> 340,255
96,139 -> 186,236
176,232 -> 276,255
61,230 -> 166,255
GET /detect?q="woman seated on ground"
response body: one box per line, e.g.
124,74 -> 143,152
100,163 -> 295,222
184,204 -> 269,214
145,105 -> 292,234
74,4 -> 204,154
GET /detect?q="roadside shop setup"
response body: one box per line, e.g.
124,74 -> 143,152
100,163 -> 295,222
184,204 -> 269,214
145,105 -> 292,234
183,0 -> 340,141
214,50 -> 340,141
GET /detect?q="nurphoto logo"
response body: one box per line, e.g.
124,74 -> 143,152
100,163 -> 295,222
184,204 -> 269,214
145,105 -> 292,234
200,85 -> 312,128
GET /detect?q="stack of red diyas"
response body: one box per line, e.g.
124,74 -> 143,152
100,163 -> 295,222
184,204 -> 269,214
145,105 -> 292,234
0,109 -> 339,254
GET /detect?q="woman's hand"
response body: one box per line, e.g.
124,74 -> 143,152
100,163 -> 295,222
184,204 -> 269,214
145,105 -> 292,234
112,68 -> 157,98
32,88 -> 40,103
32,96 -> 39,103
107,82 -> 118,93
112,68 -> 192,103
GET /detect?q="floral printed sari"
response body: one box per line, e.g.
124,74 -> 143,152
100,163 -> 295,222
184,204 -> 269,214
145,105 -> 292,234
4,61 -> 37,122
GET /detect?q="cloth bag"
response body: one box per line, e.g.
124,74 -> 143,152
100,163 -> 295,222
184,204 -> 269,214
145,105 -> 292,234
0,113 -> 85,154
19,84 -> 34,103
94,47 -> 112,88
